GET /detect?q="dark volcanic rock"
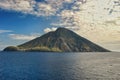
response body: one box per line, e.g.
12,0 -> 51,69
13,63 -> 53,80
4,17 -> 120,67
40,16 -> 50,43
4,28 -> 110,52
4,46 -> 19,51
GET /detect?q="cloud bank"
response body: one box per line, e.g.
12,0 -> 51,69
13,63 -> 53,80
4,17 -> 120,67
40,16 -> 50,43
51,0 -> 120,43
0,0 -> 75,16
9,33 -> 40,40
0,30 -> 12,34
44,27 -> 57,33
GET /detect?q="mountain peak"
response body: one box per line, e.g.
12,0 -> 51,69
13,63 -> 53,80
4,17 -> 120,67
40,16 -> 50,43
3,27 -> 110,52
54,27 -> 75,38
56,27 -> 69,31
55,27 -> 71,34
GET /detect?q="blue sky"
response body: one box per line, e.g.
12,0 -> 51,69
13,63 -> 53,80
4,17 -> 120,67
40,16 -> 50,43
0,13 -> 58,49
0,0 -> 120,51
0,10 -> 57,33
0,10 -> 58,49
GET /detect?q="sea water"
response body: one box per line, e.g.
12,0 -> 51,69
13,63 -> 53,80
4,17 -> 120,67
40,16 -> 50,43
0,52 -> 120,80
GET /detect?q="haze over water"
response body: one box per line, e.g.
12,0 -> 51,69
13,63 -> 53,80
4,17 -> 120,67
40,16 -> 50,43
0,52 -> 120,80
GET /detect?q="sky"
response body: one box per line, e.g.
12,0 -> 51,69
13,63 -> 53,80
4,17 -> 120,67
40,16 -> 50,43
0,0 -> 120,51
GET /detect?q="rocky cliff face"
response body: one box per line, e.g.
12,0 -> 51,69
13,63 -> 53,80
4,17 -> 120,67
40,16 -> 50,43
4,28 -> 110,52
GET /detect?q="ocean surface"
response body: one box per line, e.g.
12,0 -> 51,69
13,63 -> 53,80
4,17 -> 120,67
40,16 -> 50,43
0,52 -> 120,80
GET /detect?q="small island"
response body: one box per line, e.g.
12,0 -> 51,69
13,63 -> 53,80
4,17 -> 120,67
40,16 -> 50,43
3,28 -> 110,52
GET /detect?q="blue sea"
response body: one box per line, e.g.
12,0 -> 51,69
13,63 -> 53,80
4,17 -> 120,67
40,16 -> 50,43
0,52 -> 120,80
0,52 -> 85,80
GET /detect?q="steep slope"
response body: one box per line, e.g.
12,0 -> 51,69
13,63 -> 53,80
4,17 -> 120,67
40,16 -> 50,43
4,28 -> 110,52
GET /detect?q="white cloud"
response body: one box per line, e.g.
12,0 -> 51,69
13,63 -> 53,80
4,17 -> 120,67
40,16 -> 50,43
0,0 -> 75,16
9,33 -> 40,40
0,30 -> 12,34
52,0 -> 120,43
44,27 -> 57,33
64,0 -> 73,3
36,3 -> 57,16
0,0 -> 34,13
0,0 -> 53,16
